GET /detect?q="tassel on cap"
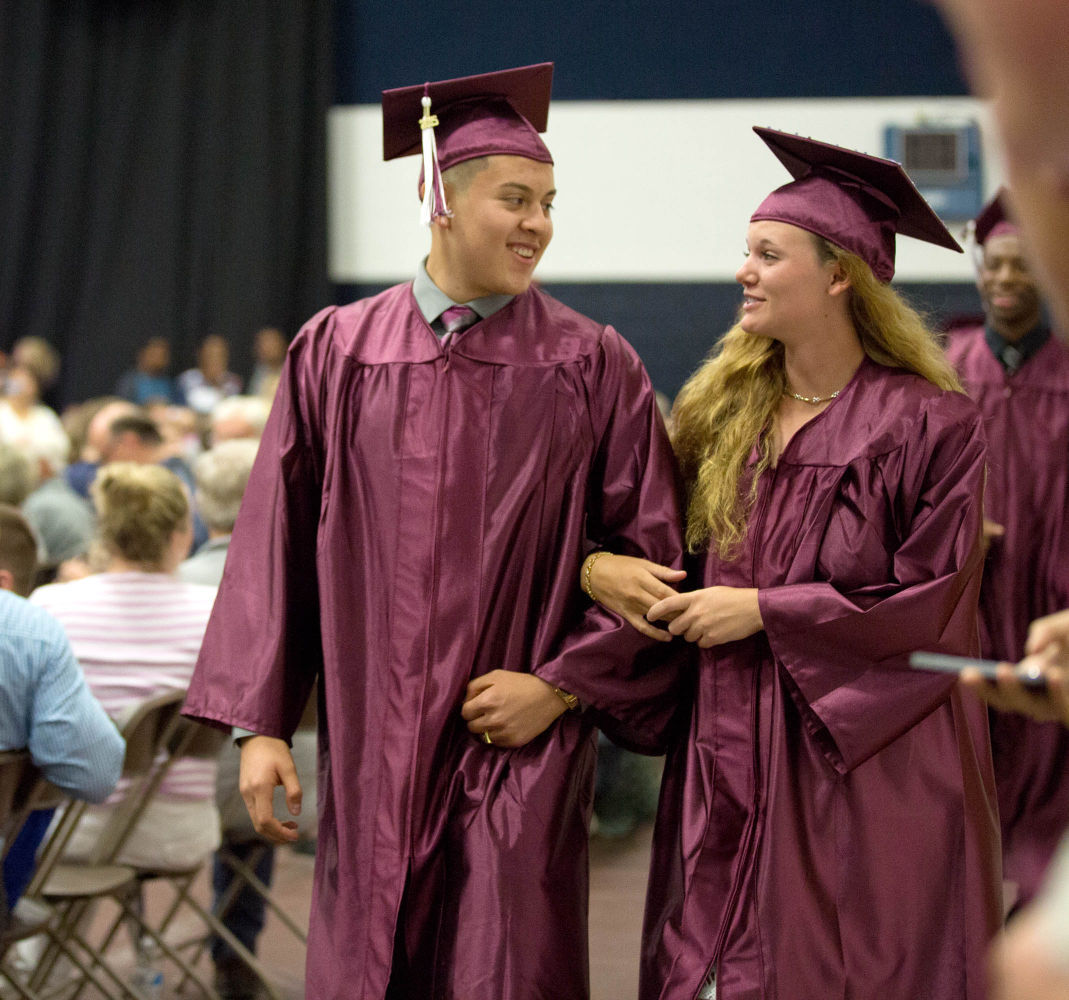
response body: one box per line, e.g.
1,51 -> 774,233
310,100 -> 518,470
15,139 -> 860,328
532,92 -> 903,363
419,91 -> 452,226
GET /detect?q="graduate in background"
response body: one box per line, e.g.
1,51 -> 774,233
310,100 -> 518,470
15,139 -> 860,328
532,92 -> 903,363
586,129 -> 1000,1000
930,2 -> 1069,997
944,189 -> 1069,911
183,64 -> 684,1000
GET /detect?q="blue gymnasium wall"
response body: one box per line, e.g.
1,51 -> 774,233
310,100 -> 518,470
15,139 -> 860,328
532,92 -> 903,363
331,1 -> 979,397
333,2 -> 967,103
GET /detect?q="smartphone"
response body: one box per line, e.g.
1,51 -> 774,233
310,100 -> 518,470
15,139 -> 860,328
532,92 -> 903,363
909,651 -> 1048,688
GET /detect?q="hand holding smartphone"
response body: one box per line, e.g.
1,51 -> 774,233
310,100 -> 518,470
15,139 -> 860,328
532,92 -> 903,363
909,651 -> 1049,689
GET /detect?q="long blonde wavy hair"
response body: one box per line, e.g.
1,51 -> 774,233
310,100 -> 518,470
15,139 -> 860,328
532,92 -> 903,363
672,235 -> 963,557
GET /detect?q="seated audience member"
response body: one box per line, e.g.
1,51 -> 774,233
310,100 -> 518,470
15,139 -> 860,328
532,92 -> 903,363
247,327 -> 287,399
104,412 -> 167,465
18,428 -> 95,579
115,337 -> 180,406
80,408 -> 205,554
0,366 -> 68,470
30,463 -> 219,871
178,440 -> 258,586
178,335 -> 242,415
63,398 -> 138,499
209,396 -> 271,447
0,443 -> 35,510
8,337 -> 62,412
0,505 -> 124,910
147,403 -> 202,468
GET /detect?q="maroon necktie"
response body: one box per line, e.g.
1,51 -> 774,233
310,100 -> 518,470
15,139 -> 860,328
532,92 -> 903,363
440,305 -> 478,346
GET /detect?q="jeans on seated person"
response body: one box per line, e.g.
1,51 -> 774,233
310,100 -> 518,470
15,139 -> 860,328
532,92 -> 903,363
211,842 -> 276,964
2,809 -> 54,910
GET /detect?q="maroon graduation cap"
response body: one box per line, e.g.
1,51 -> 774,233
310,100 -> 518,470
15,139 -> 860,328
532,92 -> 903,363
972,187 -> 1019,245
750,126 -> 963,282
381,63 -> 554,225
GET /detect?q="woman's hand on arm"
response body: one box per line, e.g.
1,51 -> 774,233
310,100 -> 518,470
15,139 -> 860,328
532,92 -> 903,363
581,552 -> 687,642
646,586 -> 764,648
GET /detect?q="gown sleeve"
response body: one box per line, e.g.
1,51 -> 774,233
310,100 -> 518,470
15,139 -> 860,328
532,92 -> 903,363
533,327 -> 690,754
758,393 -> 988,773
182,309 -> 334,739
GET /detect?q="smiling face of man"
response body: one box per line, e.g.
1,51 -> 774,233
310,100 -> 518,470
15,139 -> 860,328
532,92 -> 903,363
426,155 -> 556,303
977,232 -> 1043,341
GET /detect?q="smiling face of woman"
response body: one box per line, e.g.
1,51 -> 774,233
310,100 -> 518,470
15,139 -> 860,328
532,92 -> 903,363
734,221 -> 843,344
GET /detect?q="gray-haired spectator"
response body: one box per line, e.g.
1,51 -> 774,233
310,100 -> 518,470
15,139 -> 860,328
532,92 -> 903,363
18,426 -> 95,573
178,440 -> 258,586
0,443 -> 35,509
209,396 -> 271,447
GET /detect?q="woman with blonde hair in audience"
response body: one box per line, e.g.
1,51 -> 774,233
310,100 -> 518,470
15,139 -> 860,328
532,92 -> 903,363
31,461 -> 219,869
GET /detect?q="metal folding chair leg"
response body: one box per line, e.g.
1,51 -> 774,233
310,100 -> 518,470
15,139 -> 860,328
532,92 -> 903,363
215,844 -> 307,945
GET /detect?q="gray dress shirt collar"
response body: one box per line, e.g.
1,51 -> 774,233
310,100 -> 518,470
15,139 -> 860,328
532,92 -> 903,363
412,260 -> 514,332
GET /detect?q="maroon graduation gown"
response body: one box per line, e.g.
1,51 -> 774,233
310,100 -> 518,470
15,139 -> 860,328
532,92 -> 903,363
641,360 -> 1001,1000
183,283 -> 685,1000
946,324 -> 1069,904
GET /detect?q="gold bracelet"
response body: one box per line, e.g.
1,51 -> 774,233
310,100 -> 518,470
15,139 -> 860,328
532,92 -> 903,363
583,551 -> 608,602
552,686 -> 581,712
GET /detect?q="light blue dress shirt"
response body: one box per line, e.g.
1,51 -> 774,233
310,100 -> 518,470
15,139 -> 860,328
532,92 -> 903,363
0,589 -> 125,803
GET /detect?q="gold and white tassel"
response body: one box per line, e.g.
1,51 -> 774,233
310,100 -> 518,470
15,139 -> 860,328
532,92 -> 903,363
419,93 -> 451,226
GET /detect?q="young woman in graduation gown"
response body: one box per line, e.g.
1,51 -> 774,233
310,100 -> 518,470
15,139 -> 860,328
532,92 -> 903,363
586,129 -> 1002,1000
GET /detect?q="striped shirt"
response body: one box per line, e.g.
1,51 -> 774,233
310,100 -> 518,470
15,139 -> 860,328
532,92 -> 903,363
31,572 -> 218,802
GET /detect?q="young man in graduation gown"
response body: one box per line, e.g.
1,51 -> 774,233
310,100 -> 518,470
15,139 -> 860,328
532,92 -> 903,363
182,64 -> 685,1000
944,190 -> 1069,909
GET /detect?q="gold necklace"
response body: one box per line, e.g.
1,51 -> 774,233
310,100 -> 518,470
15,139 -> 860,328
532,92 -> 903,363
784,384 -> 843,405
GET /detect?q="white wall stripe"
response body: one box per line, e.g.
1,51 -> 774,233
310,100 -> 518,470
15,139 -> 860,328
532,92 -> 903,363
329,97 -> 1000,286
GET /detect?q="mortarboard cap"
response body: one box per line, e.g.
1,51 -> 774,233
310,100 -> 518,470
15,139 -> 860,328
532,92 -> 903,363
971,187 -> 1019,246
381,63 -> 554,226
749,126 -> 963,283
